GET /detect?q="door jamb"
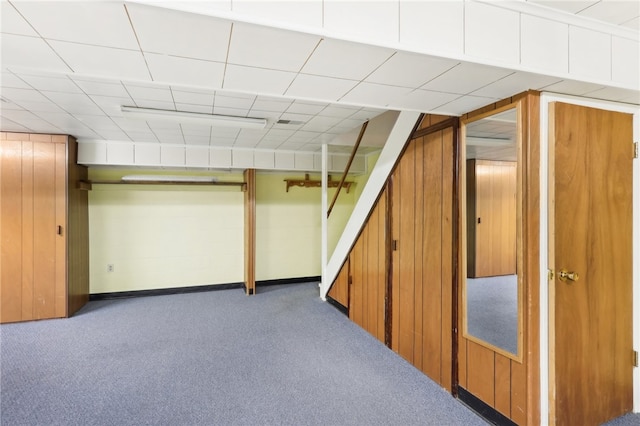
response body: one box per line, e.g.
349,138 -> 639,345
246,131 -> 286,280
539,92 -> 640,422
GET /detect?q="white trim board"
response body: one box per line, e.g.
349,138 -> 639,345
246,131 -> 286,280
539,92 -> 640,422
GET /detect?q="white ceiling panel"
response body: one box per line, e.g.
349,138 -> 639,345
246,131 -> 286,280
42,92 -> 105,115
285,101 -> 328,115
622,16 -> 639,30
11,100 -> 65,113
213,106 -> 251,117
183,134 -> 211,145
421,63 -> 514,95
528,1 -> 599,14
250,98 -> 292,113
12,2 -> 138,50
317,104 -> 358,118
1,118 -> 29,132
174,103 -> 214,114
125,131 -> 158,143
286,74 -> 358,102
233,0 -> 322,28
214,94 -> 255,110
145,54 -> 225,89
111,117 -> 153,132
126,3 -> 231,62
540,79 -> 607,95
73,115 -> 121,130
365,52 -> 459,88
73,79 -> 131,98
301,38 -> 394,80
49,41 -> 151,81
125,84 -> 174,103
1,34 -> 72,73
93,129 -> 130,140
340,82 -> 411,106
228,23 -> 320,72
19,74 -> 81,93
388,89 -> 460,111
582,86 -> 640,102
1,2 -> 38,36
181,124 -> 212,137
171,90 -> 215,106
437,95 -> 500,115
223,64 -> 296,95
575,0 -> 640,25
301,115 -> 343,132
1,87 -> 50,103
1,72 -> 31,89
471,72 -> 563,98
89,95 -> 135,116
134,100 -> 177,111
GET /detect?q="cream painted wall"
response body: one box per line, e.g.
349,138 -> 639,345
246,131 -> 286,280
255,171 -> 358,281
88,169 -> 245,293
88,168 -> 365,292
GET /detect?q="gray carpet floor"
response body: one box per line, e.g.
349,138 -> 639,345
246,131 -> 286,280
1,282 -> 486,426
467,275 -> 518,355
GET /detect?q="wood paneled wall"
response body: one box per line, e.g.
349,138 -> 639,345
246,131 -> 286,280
0,132 -> 89,322
244,169 -> 256,295
458,91 -> 540,425
467,160 -> 517,278
328,114 -> 457,392
390,124 -> 455,390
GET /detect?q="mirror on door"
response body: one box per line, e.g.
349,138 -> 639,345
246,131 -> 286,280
462,105 -> 522,360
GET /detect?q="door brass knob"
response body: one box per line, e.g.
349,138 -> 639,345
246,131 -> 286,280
558,270 -> 579,282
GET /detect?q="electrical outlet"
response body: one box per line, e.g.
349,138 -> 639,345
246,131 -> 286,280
107,264 -> 114,273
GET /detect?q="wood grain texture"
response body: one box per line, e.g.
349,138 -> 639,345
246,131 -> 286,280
441,126 -> 454,392
21,142 -> 34,319
466,340 -> 495,406
495,353 -> 512,417
328,259 -> 349,307
54,142 -> 67,318
1,140 -> 24,322
551,103 -> 633,426
243,169 -> 256,295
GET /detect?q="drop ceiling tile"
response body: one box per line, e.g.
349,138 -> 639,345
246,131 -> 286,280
48,41 -> 151,81
436,95 -> 499,115
90,95 -> 135,116
211,128 -> 241,138
257,139 -> 284,149
0,99 -> 24,110
577,0 -> 640,25
233,138 -> 260,148
184,134 -> 211,146
471,72 -> 563,98
175,103 -> 214,114
1,34 -> 72,73
266,129 -> 296,138
582,86 -> 640,103
528,1 -> 598,14
214,94 -> 255,110
29,111 -> 84,128
74,79 -> 130,97
1,2 -> 38,36
349,108 -> 385,120
155,131 -> 185,144
340,82 -> 411,106
286,74 -> 358,101
622,16 -> 639,30
41,92 -> 105,115
1,72 -> 31,89
223,64 -> 296,95
12,2 -> 138,49
148,121 -> 182,132
285,101 -> 327,115
250,98 -> 292,113
277,112 -> 313,124
244,109 -> 282,122
234,0 -> 321,26
72,115 -> 120,130
172,90 -> 215,106
569,26 -> 611,81
94,129 -> 130,140
125,84 -> 174,103
213,106 -> 250,117
0,118 -> 29,132
210,136 -> 238,147
538,79 -> 607,95
12,100 -> 65,113
228,23 -> 320,72
420,63 -> 513,95
19,74 -> 82,93
400,1 -> 464,55
302,39 -> 394,81
389,89 -> 460,111
0,87 -> 50,103
145,53 -> 225,89
112,117 -> 153,132
318,105 -> 360,118
301,115 -> 343,132
126,3 -> 231,62
181,124 -> 212,137
125,131 -> 159,143
324,1 -> 398,44
365,52 -> 459,88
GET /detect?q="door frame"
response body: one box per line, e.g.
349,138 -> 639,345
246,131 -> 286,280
539,93 -> 640,422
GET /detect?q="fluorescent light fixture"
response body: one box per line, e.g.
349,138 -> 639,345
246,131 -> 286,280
121,106 -> 267,129
121,175 -> 218,183
466,136 -> 514,147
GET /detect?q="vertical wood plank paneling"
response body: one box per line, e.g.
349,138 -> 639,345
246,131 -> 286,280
328,260 -> 349,307
459,338 -> 468,388
413,136 -> 424,371
378,190 -> 387,342
351,233 -> 364,327
33,142 -> 57,320
495,354 -> 512,417
21,142 -> 34,319
397,141 -> 416,363
54,142 -> 67,318
391,171 -> 400,351
441,127 -> 454,392
360,223 -> 369,328
1,140 -> 24,322
243,169 -> 256,295
511,357 -> 528,424
422,131 -> 443,381
367,208 -> 377,338
467,340 -> 496,407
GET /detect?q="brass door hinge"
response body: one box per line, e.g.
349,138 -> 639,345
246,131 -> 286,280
548,269 -> 554,281
634,350 -> 639,368
634,142 -> 639,159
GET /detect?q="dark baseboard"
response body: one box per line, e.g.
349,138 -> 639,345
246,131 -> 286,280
90,282 -> 244,301
457,387 -> 518,426
89,276 -> 321,301
256,276 -> 320,286
326,296 -> 348,316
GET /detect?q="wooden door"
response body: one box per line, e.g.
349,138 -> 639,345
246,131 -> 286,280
549,103 -> 633,425
0,139 -> 67,322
